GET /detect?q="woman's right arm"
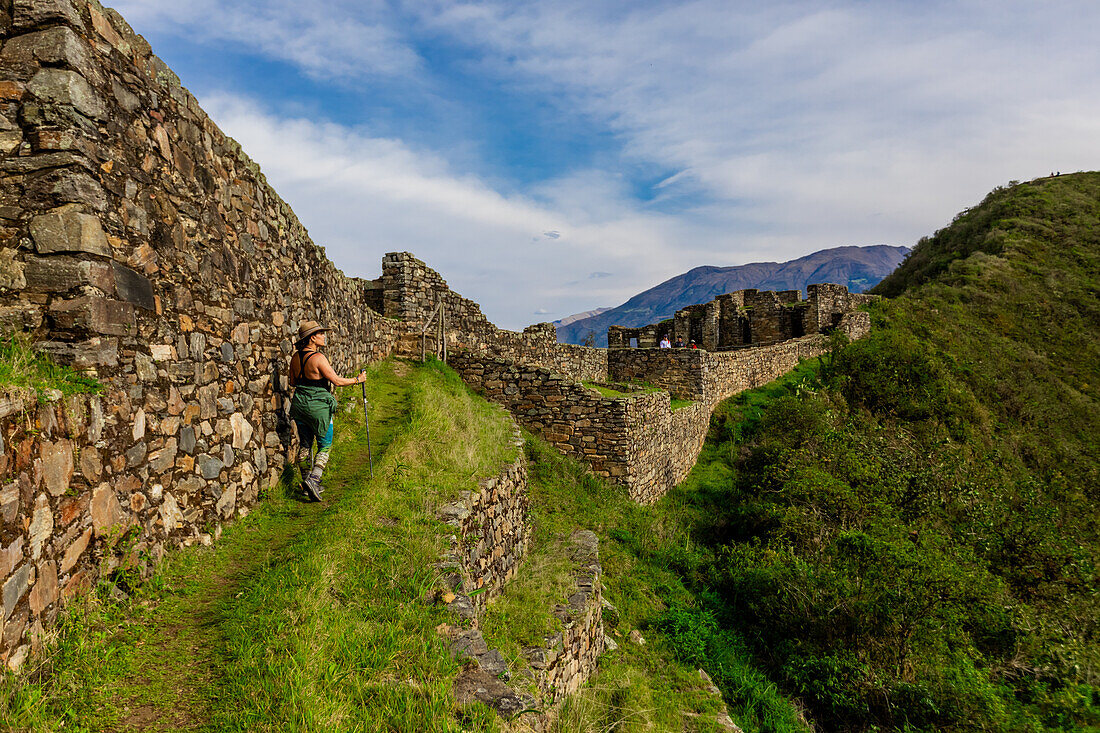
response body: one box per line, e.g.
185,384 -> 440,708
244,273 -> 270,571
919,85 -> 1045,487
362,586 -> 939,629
288,353 -> 299,387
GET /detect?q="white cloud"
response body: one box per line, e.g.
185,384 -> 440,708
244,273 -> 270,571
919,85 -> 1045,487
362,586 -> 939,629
201,95 -> 691,328
110,0 -> 421,80
419,0 -> 1100,250
115,1 -> 1100,327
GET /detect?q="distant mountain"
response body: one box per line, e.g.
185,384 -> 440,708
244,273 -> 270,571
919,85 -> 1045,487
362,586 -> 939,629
555,245 -> 910,346
552,307 -> 614,328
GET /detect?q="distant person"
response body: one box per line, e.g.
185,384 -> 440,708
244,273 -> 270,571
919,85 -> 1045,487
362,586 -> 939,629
690,340 -> 698,349
659,335 -> 671,349
288,321 -> 367,501
674,336 -> 684,348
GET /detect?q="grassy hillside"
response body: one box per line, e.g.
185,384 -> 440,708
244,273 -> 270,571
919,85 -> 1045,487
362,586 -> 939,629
2,359 -> 802,732
665,173 -> 1100,731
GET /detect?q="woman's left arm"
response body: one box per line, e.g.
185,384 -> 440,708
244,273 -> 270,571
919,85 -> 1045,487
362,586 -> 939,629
317,355 -> 367,387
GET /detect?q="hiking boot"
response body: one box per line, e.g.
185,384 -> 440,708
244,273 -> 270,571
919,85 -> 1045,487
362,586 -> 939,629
302,477 -> 322,502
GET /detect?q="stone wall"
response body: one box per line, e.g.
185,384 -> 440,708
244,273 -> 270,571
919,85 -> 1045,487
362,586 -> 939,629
0,0 -> 878,673
458,315 -> 871,506
435,425 -> 605,727
0,0 -> 408,668
607,348 -> 709,401
448,351 -> 634,485
522,529 -> 605,705
623,397 -> 712,505
436,426 -> 529,618
610,283 -> 876,351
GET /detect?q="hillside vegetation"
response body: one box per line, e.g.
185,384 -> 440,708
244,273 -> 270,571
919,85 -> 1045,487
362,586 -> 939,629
3,360 -> 784,732
661,173 -> 1100,731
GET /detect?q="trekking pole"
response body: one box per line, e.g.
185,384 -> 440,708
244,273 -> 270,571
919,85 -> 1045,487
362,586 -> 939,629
360,380 -> 373,478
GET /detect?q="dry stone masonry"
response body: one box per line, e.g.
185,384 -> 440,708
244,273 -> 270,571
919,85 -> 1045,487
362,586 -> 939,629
0,0 -> 874,674
608,283 -> 874,350
436,425 -> 529,619
0,0 -> 410,669
434,425 -> 607,727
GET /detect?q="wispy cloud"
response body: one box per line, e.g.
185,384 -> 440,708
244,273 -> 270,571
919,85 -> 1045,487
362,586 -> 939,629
201,94 -> 690,327
115,1 -> 1100,326
111,0 -> 421,80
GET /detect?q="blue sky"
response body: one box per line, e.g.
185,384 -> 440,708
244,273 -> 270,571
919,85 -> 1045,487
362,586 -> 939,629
111,0 -> 1100,329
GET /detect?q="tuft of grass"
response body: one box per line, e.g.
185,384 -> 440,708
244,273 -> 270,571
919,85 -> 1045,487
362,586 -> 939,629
0,335 -> 102,403
583,381 -> 695,410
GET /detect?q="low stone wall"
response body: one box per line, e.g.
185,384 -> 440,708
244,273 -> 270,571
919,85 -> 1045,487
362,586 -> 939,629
607,348 -> 707,401
522,529 -> 605,705
434,424 -> 605,727
448,351 -> 634,484
610,328 -> 871,406
456,320 -> 872,505
436,426 -> 529,618
623,397 -> 712,505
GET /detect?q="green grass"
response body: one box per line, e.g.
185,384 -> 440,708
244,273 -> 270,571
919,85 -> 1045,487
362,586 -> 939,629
0,358 -> 513,733
666,173 -> 1100,732
583,381 -> 696,410
478,432 -> 809,733
0,335 -> 102,403
3,355 -> 759,733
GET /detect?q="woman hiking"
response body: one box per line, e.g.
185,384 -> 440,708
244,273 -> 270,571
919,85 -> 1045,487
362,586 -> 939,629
288,321 -> 367,502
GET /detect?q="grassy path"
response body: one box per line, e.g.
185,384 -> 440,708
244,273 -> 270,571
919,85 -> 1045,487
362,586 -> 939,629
2,361 -> 420,732
110,369 -> 411,732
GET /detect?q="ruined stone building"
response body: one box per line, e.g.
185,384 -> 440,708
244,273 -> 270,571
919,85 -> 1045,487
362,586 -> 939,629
608,283 -> 876,350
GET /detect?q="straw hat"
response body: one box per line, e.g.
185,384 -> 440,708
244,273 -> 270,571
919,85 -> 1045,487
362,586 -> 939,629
296,320 -> 328,345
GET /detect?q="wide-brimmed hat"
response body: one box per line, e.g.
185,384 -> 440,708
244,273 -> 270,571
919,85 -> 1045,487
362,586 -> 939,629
296,320 -> 328,344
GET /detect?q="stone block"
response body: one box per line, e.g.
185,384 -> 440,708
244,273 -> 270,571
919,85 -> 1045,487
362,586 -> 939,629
40,439 -> 73,496
58,494 -> 85,525
159,492 -> 184,533
1,26 -> 93,71
0,305 -> 43,332
90,484 -> 124,537
30,208 -> 111,257
215,485 -> 235,519
57,526 -> 88,576
0,483 -> 18,524
0,537 -> 23,580
11,0 -> 84,31
125,441 -> 146,466
230,412 -> 252,449
88,4 -> 126,51
196,453 -> 223,480
134,352 -> 156,381
23,255 -> 113,294
147,438 -> 176,473
0,249 -> 26,291
28,560 -> 57,614
26,69 -> 106,120
111,262 -> 155,311
178,426 -> 196,454
22,167 -> 107,212
28,493 -> 53,560
2,564 -> 33,622
35,337 -> 118,368
48,295 -> 136,337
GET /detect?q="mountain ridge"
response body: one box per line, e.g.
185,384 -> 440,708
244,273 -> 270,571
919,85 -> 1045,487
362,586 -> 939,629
556,244 -> 909,346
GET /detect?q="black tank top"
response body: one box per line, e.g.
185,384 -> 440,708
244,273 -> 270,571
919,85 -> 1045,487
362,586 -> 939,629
294,350 -> 330,388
